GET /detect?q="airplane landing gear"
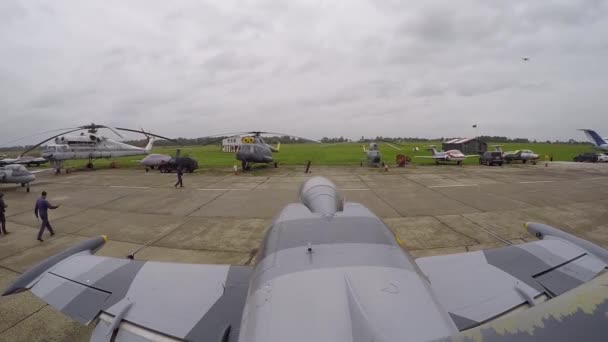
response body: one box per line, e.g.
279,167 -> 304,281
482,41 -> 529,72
86,162 -> 94,169
26,184 -> 30,192
273,162 -> 278,168
20,183 -> 25,187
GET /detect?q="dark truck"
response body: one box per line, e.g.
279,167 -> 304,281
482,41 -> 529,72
479,151 -> 503,166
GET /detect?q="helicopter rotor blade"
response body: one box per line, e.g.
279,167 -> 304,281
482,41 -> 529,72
247,131 -> 321,143
106,127 -> 124,139
19,128 -> 84,157
0,127 -> 78,147
114,127 -> 178,143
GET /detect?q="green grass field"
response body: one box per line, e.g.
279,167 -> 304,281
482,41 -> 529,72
19,142 -> 594,170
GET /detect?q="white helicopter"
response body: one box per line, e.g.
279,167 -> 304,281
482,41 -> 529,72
19,124 -> 176,173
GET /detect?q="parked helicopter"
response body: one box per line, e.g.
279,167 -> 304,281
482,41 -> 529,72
18,124 -> 176,173
361,141 -> 402,167
204,131 -> 319,171
0,164 -> 50,192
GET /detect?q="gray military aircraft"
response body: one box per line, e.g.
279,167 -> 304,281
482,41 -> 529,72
494,145 -> 540,164
0,156 -> 48,167
362,141 -> 402,167
0,164 -> 50,192
208,131 -> 318,171
4,176 -> 608,341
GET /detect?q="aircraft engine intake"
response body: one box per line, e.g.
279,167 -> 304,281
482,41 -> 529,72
299,176 -> 343,215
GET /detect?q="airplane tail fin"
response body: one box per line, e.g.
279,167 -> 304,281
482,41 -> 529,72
362,145 -> 366,152
579,129 -> 607,147
493,145 -> 503,152
427,145 -> 438,155
276,142 -> 281,152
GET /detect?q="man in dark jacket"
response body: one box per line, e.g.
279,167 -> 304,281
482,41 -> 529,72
175,168 -> 184,188
34,191 -> 60,242
0,193 -> 7,235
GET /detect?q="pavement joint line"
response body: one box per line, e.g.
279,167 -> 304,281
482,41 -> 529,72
429,184 -> 479,188
251,176 -> 270,190
406,177 -> 483,213
459,215 -> 513,246
184,191 -> 229,216
355,174 -> 403,217
0,304 -> 48,335
433,217 -> 481,244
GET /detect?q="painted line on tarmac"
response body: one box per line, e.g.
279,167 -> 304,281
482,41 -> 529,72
429,184 -> 478,188
196,188 -> 250,191
517,180 -> 555,184
109,185 -> 150,189
580,177 -> 607,181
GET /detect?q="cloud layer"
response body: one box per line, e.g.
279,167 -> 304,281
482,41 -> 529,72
1,0 -> 607,144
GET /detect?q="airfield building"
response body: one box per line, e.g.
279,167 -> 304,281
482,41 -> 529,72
442,138 -> 487,155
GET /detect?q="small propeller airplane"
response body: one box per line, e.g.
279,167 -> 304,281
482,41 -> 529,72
416,145 -> 478,165
16,124 -> 177,173
4,176 -> 608,341
0,164 -> 51,192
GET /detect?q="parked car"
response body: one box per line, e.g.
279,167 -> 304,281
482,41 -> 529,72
479,151 -> 503,166
158,157 -> 198,173
598,153 -> 608,163
573,153 -> 599,163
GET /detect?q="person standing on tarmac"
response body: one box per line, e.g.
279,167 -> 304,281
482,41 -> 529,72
175,168 -> 184,188
0,193 -> 8,235
34,191 -> 60,242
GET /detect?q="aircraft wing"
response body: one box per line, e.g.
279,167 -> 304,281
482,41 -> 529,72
2,236 -> 252,342
433,271 -> 608,341
414,156 -> 437,158
464,155 -> 480,158
416,222 -> 608,332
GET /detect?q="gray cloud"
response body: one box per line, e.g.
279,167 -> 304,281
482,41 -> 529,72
1,0 -> 607,145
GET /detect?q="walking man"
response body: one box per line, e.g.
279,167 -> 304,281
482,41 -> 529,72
34,191 -> 59,242
0,193 -> 8,235
174,168 -> 184,188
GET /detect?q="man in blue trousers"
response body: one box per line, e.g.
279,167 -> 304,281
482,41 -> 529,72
34,191 -> 60,242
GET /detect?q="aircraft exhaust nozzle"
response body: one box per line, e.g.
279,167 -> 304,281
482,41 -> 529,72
526,222 -> 608,264
299,177 -> 343,215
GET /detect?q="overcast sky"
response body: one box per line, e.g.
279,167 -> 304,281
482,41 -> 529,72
1,0 -> 607,144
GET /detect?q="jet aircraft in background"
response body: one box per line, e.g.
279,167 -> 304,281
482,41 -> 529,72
0,156 -> 47,167
5,176 -> 608,341
494,146 -> 540,164
579,129 -> 608,151
416,145 -> 478,165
